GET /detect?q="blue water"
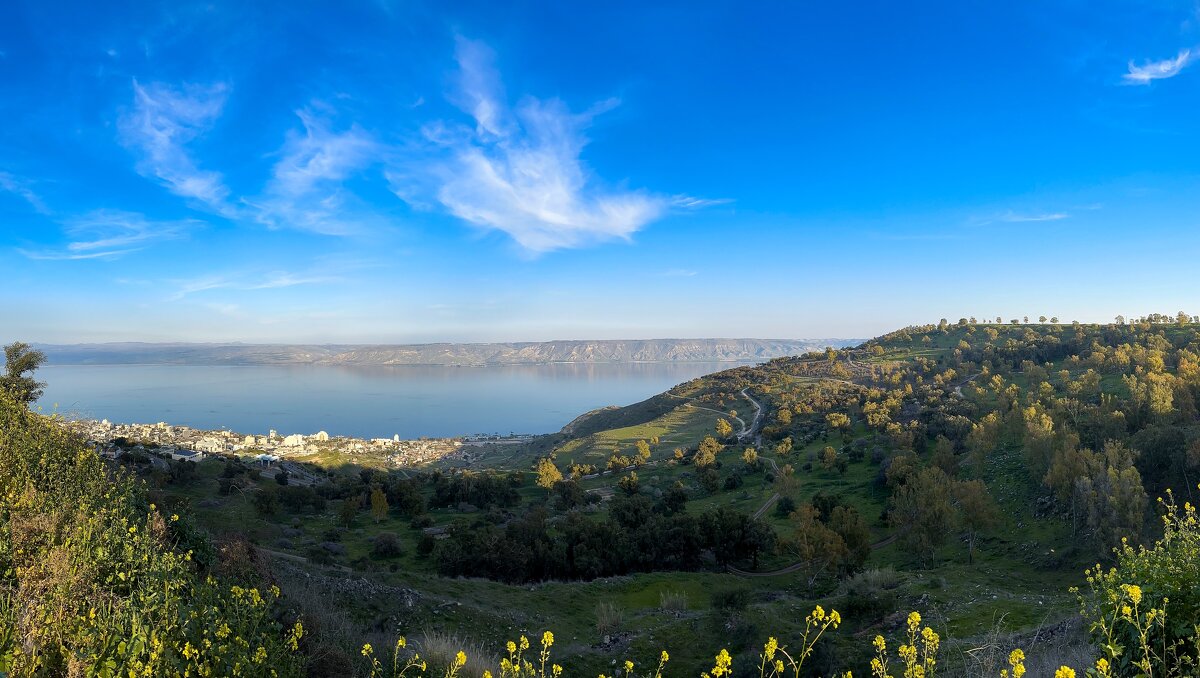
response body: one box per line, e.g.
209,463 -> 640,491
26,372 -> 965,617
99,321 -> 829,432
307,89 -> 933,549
34,362 -> 742,439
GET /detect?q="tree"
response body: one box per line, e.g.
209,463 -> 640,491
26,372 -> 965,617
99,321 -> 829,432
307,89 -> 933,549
889,467 -> 956,566
252,489 -> 278,516
1039,315 -> 1047,323
828,505 -> 871,571
825,412 -> 851,431
930,435 -> 957,476
705,507 -> 776,570
2,341 -> 47,404
952,479 -> 998,564
370,485 -> 390,523
741,447 -> 759,468
694,436 -> 723,468
1077,441 -> 1148,551
1050,316 -> 1059,323
372,532 -> 403,558
535,457 -> 564,489
715,418 -> 734,438
783,504 -> 848,592
774,437 -> 793,456
634,439 -> 652,465
340,494 -> 362,527
617,472 -> 640,496
820,446 -> 838,470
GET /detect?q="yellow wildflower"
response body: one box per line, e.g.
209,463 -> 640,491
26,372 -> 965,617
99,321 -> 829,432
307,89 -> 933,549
1123,584 -> 1143,606
907,611 -> 921,631
709,649 -> 733,677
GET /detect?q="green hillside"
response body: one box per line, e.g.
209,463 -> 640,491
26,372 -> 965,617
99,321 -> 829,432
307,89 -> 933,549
8,317 -> 1200,676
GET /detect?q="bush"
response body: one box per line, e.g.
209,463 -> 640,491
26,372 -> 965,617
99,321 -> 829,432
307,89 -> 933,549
0,392 -> 304,675
372,532 -> 403,559
711,586 -> 751,612
1080,490 -> 1200,675
659,590 -> 689,612
774,496 -> 797,518
595,601 -> 623,636
841,568 -> 901,620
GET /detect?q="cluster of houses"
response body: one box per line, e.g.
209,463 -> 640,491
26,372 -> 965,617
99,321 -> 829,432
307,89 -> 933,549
70,418 -> 462,469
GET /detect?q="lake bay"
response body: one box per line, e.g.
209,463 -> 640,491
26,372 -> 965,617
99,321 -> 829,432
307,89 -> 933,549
34,362 -> 746,439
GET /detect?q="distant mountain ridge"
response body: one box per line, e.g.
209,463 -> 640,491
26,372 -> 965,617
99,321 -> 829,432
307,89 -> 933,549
36,338 -> 859,367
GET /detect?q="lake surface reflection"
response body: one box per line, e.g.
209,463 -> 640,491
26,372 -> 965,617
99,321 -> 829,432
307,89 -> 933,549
35,362 -> 748,439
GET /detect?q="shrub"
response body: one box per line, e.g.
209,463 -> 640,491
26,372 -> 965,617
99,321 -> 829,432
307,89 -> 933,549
841,568 -> 900,620
372,532 -> 403,559
774,495 -> 797,518
711,586 -> 751,612
595,601 -> 623,636
0,392 -> 304,675
659,590 -> 689,613
1079,490 -> 1200,676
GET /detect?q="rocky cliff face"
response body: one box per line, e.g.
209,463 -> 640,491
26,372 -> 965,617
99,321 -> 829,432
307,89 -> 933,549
39,338 -> 858,366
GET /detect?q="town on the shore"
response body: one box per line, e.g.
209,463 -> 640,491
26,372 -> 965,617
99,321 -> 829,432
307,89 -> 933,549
67,417 -> 535,469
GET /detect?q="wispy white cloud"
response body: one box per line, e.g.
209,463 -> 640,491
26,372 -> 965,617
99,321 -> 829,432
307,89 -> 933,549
18,210 -> 195,260
251,109 -> 379,235
1123,49 -> 1195,84
997,211 -> 1070,223
0,172 -> 48,213
661,268 -> 698,277
389,36 -> 687,253
169,270 -> 341,299
969,210 -> 1071,227
119,80 -> 233,213
671,195 -> 733,209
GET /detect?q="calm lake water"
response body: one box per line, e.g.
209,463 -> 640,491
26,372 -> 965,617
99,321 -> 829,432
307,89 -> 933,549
35,362 -> 746,439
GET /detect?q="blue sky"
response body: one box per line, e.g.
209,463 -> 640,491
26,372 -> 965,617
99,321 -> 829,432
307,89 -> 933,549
3,1 -> 1200,343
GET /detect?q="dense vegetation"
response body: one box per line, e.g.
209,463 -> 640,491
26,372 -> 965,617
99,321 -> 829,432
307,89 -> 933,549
8,317 -> 1200,675
0,390 -> 304,675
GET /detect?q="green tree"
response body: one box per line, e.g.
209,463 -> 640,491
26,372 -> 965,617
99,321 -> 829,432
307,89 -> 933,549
1078,441 -> 1149,551
825,412 -> 851,431
952,479 -> 998,564
820,446 -> 838,470
617,472 -> 640,496
634,439 -> 652,465
715,418 -> 734,438
783,504 -> 848,592
1,341 -> 46,404
828,505 -> 871,571
930,435 -> 957,476
741,447 -> 759,468
339,493 -> 362,527
694,436 -> 723,468
889,466 -> 956,566
370,485 -> 390,523
774,436 -> 793,457
535,456 -> 564,489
